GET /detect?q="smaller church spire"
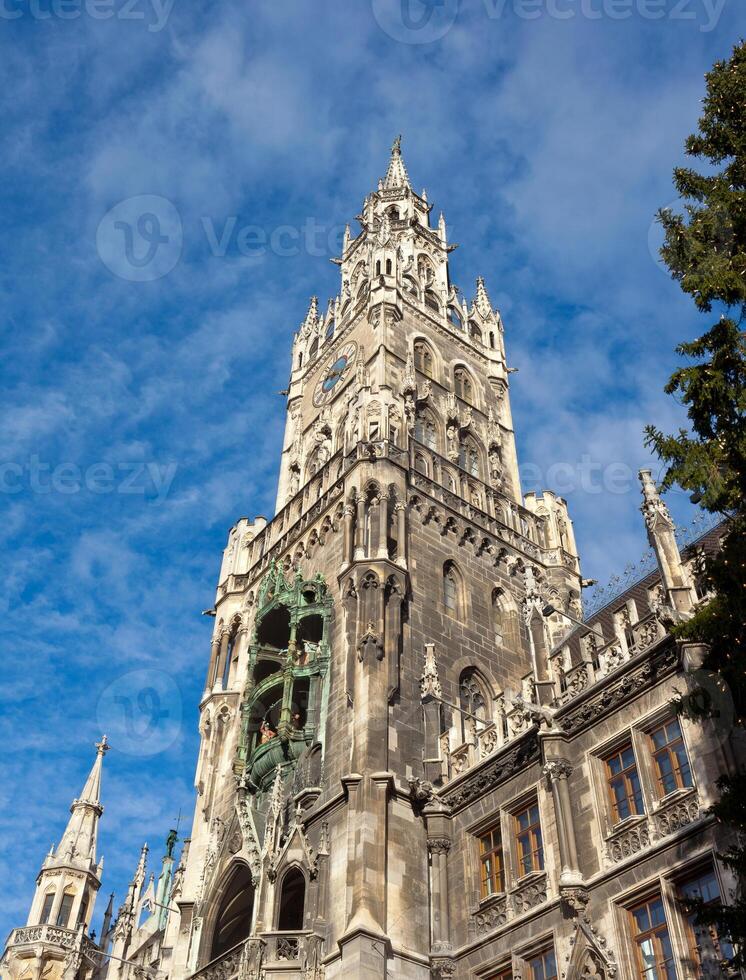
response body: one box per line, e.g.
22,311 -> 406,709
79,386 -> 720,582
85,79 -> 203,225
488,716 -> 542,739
383,135 -> 411,190
56,735 -> 109,872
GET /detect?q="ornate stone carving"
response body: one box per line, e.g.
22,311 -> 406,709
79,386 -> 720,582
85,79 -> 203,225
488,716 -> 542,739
652,789 -> 701,839
441,734 -> 540,811
543,759 -> 573,782
426,837 -> 452,854
512,874 -> 547,914
234,793 -> 262,882
473,894 -> 509,935
420,642 -> 442,700
431,956 -> 456,979
607,819 -> 649,863
640,469 -> 674,531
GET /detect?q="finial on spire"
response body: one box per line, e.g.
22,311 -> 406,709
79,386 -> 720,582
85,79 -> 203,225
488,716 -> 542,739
96,734 -> 110,756
383,135 -> 411,190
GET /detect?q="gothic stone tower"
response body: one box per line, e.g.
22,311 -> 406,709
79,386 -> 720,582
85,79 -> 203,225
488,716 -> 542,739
1,739 -> 109,980
170,138 -> 584,980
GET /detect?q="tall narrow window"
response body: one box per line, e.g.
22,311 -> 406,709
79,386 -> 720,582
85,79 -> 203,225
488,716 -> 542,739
528,948 -> 557,980
454,367 -> 474,404
605,744 -> 644,824
211,865 -> 255,958
56,892 -> 75,928
679,868 -> 734,967
630,896 -> 676,980
413,341 -> 434,377
40,892 -> 55,924
469,321 -> 483,343
514,801 -> 544,876
414,410 -> 437,450
650,718 -> 693,797
459,668 -> 489,741
459,438 -> 480,477
278,868 -> 306,931
479,824 -> 505,897
425,290 -> 440,312
443,563 -> 460,615
448,306 -> 463,330
309,338 -> 319,361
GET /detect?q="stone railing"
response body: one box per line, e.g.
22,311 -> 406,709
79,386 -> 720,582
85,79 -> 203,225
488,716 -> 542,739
471,873 -> 548,938
189,944 -> 243,980
6,924 -> 99,956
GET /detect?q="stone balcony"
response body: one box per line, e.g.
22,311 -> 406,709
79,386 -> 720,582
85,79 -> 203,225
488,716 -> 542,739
605,788 -> 702,865
3,924 -> 100,961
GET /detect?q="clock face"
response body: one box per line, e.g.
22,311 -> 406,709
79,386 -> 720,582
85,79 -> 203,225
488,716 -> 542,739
313,341 -> 357,407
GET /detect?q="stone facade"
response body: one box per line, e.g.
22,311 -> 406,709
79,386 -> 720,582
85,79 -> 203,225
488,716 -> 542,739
2,140 -> 740,980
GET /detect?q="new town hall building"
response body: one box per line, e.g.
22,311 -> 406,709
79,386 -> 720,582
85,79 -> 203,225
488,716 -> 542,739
2,140 -> 739,980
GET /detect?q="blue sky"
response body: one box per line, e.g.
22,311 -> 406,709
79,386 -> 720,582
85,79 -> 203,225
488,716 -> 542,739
0,0 -> 741,943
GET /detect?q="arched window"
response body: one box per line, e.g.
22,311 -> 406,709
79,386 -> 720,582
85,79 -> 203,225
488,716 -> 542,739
414,453 -> 429,476
443,561 -> 463,617
424,290 -> 440,312
309,338 -> 319,361
386,258 -> 392,275
211,865 -> 255,959
387,206 -> 400,220
493,588 -> 521,651
376,260 -> 382,276
489,331 -> 496,349
414,409 -> 437,451
56,891 -> 75,928
413,341 -> 434,378
403,276 -> 418,298
459,668 -> 490,742
325,320 -> 335,342
468,321 -> 482,344
454,367 -> 474,404
278,868 -> 306,931
448,306 -> 463,330
297,351 -> 303,370
459,437 -> 481,478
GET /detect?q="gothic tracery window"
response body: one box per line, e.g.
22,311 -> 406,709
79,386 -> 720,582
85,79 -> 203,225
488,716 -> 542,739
448,306 -> 463,330
458,436 -> 481,478
414,409 -> 438,451
425,290 -> 440,312
459,667 -> 489,742
454,367 -> 474,404
413,340 -> 434,378
469,321 -> 483,344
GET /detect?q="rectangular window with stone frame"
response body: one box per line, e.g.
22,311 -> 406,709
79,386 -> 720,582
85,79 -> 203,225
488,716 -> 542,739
649,717 -> 693,799
604,742 -> 645,825
486,966 -> 513,980
527,947 -> 557,980
628,894 -> 676,980
479,823 -> 506,898
677,865 -> 734,970
513,800 -> 544,878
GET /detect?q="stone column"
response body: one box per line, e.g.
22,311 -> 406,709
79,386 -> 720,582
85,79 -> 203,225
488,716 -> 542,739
395,501 -> 407,568
542,759 -> 582,886
213,631 -> 230,691
354,493 -> 367,560
427,837 -> 452,952
204,636 -> 221,693
377,493 -> 389,559
342,503 -> 355,567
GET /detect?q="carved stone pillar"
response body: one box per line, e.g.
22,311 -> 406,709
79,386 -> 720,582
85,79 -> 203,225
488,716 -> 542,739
213,630 -> 230,690
377,493 -> 389,559
342,503 -> 355,567
427,836 -> 452,952
354,493 -> 367,560
204,636 -> 221,693
542,759 -> 582,886
394,501 -> 407,567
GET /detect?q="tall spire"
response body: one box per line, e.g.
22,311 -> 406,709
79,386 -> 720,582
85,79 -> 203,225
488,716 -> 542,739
383,135 -> 411,190
55,735 -> 109,872
474,276 -> 493,318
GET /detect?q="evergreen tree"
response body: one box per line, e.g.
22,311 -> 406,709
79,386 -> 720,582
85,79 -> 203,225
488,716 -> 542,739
646,39 -> 746,965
